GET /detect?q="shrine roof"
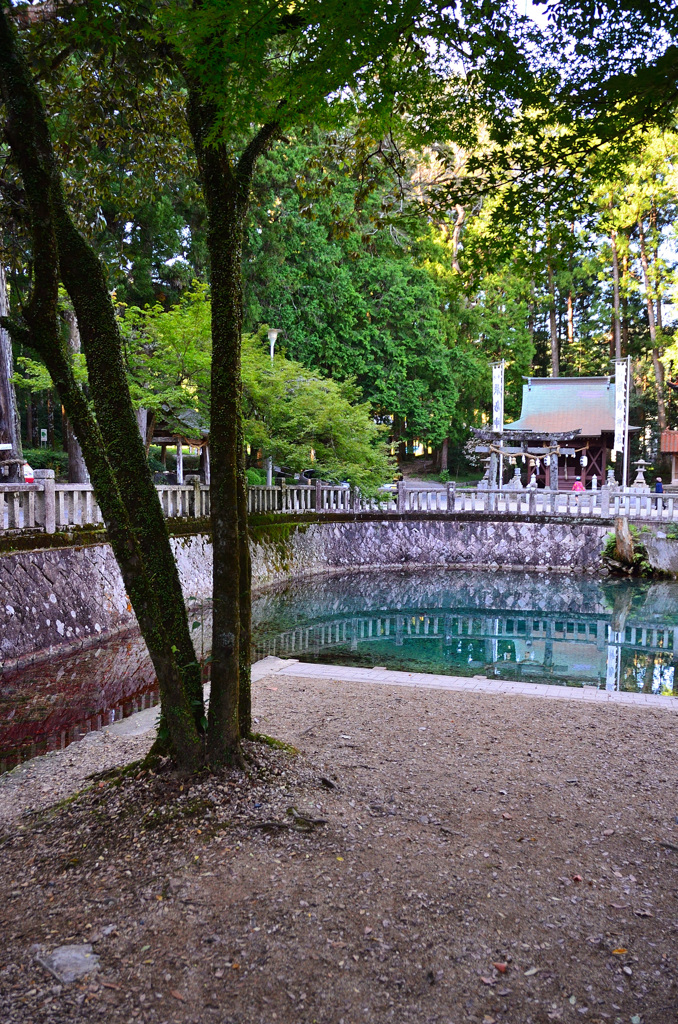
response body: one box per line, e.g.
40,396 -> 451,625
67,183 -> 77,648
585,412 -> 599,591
505,376 -> 615,438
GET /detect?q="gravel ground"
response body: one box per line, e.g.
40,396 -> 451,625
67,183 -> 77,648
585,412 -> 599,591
1,673 -> 677,1024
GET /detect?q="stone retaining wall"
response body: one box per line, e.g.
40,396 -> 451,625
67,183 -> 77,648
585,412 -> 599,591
0,516 -> 610,664
250,517 -> 609,588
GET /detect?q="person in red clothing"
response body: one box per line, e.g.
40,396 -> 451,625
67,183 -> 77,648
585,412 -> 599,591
572,476 -> 585,492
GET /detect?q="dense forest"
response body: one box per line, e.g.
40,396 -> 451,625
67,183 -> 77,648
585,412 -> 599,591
11,120 -> 678,477
3,4 -> 677,485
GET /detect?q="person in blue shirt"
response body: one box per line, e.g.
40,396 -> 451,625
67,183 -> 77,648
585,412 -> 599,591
655,477 -> 664,494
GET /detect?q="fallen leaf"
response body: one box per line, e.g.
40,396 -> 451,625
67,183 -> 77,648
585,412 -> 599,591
634,909 -> 653,917
502,813 -> 512,820
524,967 -> 541,977
622,966 -> 632,976
602,828 -> 614,836
170,990 -> 185,1002
480,976 -> 496,986
571,875 -> 583,883
496,987 -> 512,996
612,948 -> 627,955
101,981 -> 121,991
364,927 -> 372,935
492,962 -> 508,973
337,856 -> 344,862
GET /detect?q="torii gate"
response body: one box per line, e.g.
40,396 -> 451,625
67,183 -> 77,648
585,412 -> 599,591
472,427 -> 580,491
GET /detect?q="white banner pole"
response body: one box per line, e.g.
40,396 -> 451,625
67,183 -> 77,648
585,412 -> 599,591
614,358 -> 629,491
623,355 -> 631,492
491,360 -> 505,490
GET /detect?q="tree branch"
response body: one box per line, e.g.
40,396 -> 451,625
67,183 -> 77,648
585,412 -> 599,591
236,120 -> 280,185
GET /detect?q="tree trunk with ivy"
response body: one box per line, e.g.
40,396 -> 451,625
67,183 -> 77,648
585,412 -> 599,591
186,87 -> 277,760
237,416 -> 252,739
0,6 -> 203,769
51,195 -> 204,729
0,262 -> 22,482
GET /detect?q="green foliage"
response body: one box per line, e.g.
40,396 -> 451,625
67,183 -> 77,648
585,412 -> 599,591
118,281 -> 211,429
242,330 -> 394,491
246,467 -> 267,485
21,447 -> 69,476
6,0 -> 678,473
244,132 -> 488,447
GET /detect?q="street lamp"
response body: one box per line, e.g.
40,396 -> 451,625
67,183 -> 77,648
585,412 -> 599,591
267,327 -> 280,365
265,328 -> 280,485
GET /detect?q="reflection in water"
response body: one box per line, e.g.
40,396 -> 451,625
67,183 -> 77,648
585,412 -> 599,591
0,629 -> 158,771
252,570 -> 678,696
0,610 -> 212,772
2,569 -> 676,771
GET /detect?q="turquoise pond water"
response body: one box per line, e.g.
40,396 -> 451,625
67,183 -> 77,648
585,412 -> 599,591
2,569 -> 676,769
251,569 -> 678,695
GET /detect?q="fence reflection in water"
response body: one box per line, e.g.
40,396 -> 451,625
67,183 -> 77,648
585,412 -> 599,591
0,600 -> 213,773
252,569 -> 678,696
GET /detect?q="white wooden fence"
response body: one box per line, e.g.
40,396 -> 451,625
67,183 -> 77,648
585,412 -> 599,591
1,472 -> 676,536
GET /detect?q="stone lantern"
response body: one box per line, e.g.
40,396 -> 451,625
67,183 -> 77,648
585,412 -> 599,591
630,458 -> 651,493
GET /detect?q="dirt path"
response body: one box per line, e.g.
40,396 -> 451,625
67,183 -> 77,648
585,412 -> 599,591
1,674 -> 677,1024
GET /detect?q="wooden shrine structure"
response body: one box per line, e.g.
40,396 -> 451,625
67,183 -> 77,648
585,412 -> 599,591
149,410 -> 210,486
660,430 -> 678,487
474,376 -> 625,490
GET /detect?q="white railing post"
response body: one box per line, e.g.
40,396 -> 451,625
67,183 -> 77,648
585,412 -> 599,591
34,469 -> 56,534
600,485 -> 610,518
6,488 -> 20,529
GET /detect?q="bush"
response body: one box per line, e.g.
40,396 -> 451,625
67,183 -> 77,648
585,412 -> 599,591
246,467 -> 267,485
22,447 -> 69,476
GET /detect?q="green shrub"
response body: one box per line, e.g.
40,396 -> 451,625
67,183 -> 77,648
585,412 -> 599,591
246,467 -> 267,485
22,447 -> 69,476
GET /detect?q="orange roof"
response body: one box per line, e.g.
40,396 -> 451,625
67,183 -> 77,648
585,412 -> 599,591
661,430 -> 678,453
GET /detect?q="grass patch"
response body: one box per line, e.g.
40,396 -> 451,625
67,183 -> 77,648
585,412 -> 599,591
249,732 -> 298,755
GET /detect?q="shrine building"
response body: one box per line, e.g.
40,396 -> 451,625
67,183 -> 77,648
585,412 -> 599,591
504,376 -> 619,489
660,430 -> 678,486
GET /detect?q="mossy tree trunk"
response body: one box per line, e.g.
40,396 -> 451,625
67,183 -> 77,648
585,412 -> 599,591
0,6 -> 203,770
237,416 -> 252,738
186,88 -> 277,761
50,191 -> 204,731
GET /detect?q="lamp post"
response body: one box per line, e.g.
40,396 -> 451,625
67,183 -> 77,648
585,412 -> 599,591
265,328 -> 280,485
268,327 -> 279,365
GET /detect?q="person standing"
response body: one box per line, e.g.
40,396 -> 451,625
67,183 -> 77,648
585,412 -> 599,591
655,476 -> 664,494
572,476 -> 585,493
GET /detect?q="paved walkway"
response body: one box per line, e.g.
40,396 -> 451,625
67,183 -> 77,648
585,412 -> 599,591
255,655 -> 678,710
105,656 -> 678,740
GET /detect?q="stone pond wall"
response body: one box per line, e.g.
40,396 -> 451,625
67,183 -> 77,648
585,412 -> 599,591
0,516 -> 609,664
